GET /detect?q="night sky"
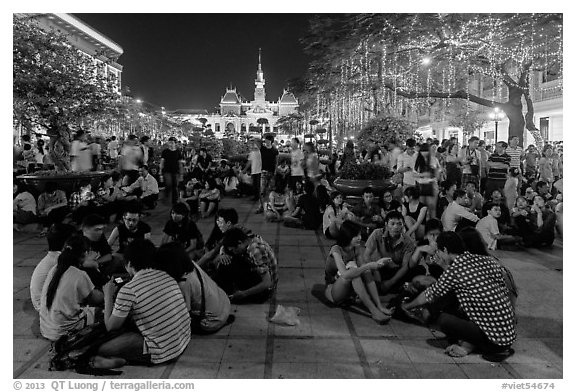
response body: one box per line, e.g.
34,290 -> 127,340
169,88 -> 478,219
73,14 -> 314,112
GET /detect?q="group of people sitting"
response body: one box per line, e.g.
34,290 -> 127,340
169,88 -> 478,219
20,133 -> 564,372
29,199 -> 279,372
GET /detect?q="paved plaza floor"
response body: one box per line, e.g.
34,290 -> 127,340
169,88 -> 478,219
13,196 -> 563,379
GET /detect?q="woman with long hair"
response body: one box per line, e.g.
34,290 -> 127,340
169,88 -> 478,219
322,191 -> 355,240
324,221 -> 393,324
40,234 -> 103,341
198,177 -> 221,219
413,143 -> 440,219
402,186 -> 428,240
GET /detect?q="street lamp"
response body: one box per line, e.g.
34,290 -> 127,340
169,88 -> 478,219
489,107 -> 505,143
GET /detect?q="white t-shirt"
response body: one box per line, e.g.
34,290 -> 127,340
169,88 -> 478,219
290,148 -> 305,177
396,151 -> 417,185
476,215 -> 499,250
248,150 -> 262,175
180,262 -> 231,332
70,140 -> 92,172
40,266 -> 95,341
30,251 -> 60,312
441,201 -> 479,232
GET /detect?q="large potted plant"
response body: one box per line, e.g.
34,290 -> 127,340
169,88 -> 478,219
333,161 -> 395,196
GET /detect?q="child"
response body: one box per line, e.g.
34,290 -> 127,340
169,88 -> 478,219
504,167 -> 520,211
476,202 -> 520,250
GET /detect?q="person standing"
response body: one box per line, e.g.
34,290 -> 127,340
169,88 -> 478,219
289,137 -> 305,190
119,135 -> 142,187
108,136 -> 119,162
458,136 -> 482,191
259,135 -> 279,214
244,140 -> 262,203
160,137 -> 184,205
396,138 -> 418,189
485,141 -> 511,198
70,130 -> 92,172
505,136 -> 524,192
140,136 -> 154,166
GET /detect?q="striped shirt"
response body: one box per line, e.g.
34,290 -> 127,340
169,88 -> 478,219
505,146 -> 523,169
113,269 -> 191,364
424,252 -> 517,346
487,153 -> 511,180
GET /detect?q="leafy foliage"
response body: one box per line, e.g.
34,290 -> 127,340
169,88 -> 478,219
13,15 -> 120,171
338,161 -> 390,180
357,116 -> 415,150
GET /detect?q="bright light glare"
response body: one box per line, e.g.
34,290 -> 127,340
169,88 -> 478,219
422,57 -> 432,65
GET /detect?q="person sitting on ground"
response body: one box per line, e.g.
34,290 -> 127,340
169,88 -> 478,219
264,178 -> 290,222
37,182 -> 69,234
463,181 -> 484,217
70,182 -> 98,224
379,190 -> 402,217
283,181 -> 322,230
98,239 -> 191,366
352,187 -> 384,238
198,208 -> 252,275
13,181 -> 37,227
40,234 -> 103,341
122,165 -> 159,210
216,228 -> 278,304
535,180 -> 553,203
30,224 -> 76,312
322,191 -> 355,240
285,179 -> 304,214
436,181 -> 457,219
155,242 -> 234,334
402,186 -> 428,240
409,218 -> 445,280
475,202 -> 521,250
324,220 -> 394,324
441,189 -> 480,232
481,189 -> 512,233
401,231 -> 517,361
80,214 -> 126,290
364,211 -> 417,294
198,177 -> 221,219
162,202 -> 205,260
178,177 -> 202,215
514,195 -> 556,247
107,206 -> 152,262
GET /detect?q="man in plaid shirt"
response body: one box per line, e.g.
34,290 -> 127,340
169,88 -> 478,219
218,227 -> 278,304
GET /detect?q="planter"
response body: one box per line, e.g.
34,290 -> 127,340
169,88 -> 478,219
17,171 -> 110,196
333,177 -> 396,197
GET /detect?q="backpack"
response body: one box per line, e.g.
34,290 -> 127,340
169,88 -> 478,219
49,321 -> 123,375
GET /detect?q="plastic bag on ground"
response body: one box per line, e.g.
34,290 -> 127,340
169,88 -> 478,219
269,305 -> 301,326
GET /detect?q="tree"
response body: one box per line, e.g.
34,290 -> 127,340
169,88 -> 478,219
13,15 -> 120,171
356,116 -> 415,151
302,14 -> 562,148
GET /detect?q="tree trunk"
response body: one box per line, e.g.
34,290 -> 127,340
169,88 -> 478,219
503,85 -> 526,147
47,125 -> 71,172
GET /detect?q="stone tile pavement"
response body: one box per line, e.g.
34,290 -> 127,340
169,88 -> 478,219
13,196 -> 563,379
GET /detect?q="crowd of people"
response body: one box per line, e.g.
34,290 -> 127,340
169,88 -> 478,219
17,130 -> 564,372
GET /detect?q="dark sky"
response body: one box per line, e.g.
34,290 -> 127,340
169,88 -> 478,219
73,14 -> 314,112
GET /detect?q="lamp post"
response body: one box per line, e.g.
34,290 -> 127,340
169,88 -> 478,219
489,107 -> 505,143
